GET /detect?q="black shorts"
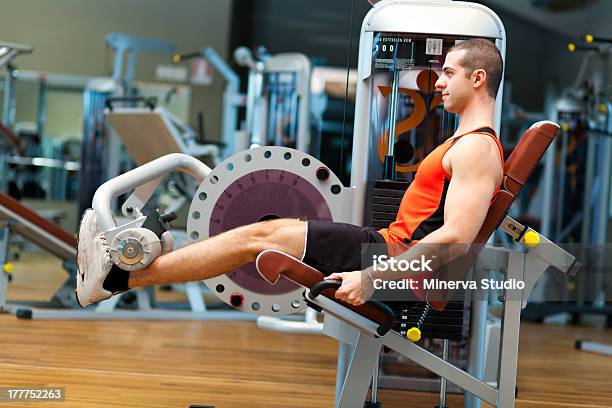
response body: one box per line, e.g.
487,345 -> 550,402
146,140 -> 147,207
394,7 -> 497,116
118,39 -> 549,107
302,220 -> 388,275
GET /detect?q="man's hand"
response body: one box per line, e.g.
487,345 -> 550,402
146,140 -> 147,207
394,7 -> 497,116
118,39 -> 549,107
325,270 -> 374,306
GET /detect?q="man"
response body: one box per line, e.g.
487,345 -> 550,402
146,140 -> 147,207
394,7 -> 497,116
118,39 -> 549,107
77,38 -> 504,308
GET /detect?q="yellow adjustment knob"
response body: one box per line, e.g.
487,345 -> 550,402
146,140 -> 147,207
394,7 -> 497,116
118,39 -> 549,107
172,54 -> 181,63
585,34 -> 594,43
407,327 -> 421,342
568,43 -> 576,52
523,231 -> 541,248
3,263 -> 14,273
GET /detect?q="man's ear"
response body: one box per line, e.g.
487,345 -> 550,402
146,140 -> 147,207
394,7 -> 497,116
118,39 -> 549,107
472,69 -> 487,90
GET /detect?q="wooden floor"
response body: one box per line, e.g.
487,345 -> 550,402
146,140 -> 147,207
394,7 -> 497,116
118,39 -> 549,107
1,252 -> 611,407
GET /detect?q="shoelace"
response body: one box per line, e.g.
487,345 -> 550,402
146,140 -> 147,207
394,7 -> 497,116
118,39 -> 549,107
98,233 -> 112,263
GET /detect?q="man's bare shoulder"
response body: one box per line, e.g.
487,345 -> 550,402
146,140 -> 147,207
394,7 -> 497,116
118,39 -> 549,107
447,133 -> 503,179
453,132 -> 499,149
450,133 -> 499,159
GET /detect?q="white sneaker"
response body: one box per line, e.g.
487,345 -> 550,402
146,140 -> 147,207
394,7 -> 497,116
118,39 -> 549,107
76,209 -> 114,307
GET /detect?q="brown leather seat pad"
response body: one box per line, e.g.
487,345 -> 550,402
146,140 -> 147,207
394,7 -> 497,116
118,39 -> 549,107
257,250 -> 391,328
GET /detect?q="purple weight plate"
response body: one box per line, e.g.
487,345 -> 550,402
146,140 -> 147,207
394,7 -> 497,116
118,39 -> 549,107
209,169 -> 333,295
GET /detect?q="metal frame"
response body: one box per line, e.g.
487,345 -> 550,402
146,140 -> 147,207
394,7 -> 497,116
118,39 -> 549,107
94,153 -> 210,232
376,294 -> 493,399
0,41 -> 32,68
234,47 -> 265,149
5,302 -> 257,322
321,228 -> 577,407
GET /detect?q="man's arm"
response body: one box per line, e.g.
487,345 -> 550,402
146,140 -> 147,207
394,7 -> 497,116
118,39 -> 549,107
422,134 -> 502,246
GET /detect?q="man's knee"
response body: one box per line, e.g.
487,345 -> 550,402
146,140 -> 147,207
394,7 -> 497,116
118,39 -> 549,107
245,219 -> 306,255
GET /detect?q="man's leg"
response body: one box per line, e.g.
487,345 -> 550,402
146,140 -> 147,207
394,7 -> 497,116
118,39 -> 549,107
76,208 -> 306,307
127,218 -> 306,288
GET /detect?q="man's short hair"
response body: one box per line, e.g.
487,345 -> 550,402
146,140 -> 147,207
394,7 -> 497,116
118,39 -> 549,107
448,38 -> 503,98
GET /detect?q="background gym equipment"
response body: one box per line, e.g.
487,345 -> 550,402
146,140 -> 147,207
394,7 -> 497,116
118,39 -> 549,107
104,95 -> 222,218
1,41 -> 33,129
0,191 -> 78,316
234,47 -> 313,154
78,33 -> 177,219
524,32 -> 612,325
173,47 -> 245,158
1,68 -> 87,202
105,96 -> 221,167
1,41 -> 33,194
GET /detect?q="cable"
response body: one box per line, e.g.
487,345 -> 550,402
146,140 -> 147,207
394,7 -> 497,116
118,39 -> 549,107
340,0 -> 356,182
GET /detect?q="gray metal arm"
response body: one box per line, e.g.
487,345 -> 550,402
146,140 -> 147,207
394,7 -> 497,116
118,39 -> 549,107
92,153 -> 210,231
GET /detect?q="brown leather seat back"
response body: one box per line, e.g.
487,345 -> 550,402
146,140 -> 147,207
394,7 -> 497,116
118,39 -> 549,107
474,121 -> 559,243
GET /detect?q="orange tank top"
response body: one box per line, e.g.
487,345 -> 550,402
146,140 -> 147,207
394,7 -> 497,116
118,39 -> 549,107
378,127 -> 504,251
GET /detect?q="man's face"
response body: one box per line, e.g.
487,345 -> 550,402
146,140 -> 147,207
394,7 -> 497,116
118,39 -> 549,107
435,50 -> 473,113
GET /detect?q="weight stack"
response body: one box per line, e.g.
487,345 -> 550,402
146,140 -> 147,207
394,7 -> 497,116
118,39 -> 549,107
370,180 -> 410,229
395,301 -> 469,341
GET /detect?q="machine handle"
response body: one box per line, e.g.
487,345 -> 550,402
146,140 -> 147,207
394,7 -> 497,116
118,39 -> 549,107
308,279 -> 395,336
308,279 -> 342,298
105,96 -> 157,111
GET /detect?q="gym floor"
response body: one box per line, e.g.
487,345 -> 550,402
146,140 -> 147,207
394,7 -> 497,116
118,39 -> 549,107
2,252 -> 612,408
